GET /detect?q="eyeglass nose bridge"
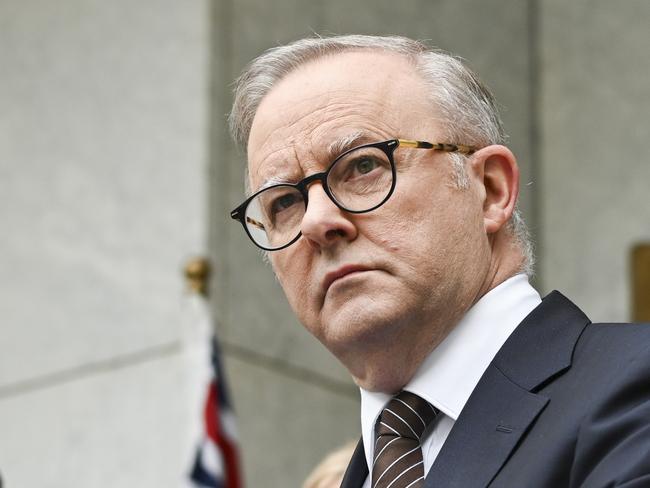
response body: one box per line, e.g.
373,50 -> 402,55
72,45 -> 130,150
294,169 -> 339,210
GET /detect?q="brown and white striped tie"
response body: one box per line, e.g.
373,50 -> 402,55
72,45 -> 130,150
371,391 -> 439,488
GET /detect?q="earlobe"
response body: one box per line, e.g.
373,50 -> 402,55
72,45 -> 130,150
475,145 -> 519,234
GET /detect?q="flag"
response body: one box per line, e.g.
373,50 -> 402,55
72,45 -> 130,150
188,337 -> 243,488
182,257 -> 243,488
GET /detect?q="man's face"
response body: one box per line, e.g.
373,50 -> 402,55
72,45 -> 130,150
246,51 -> 492,391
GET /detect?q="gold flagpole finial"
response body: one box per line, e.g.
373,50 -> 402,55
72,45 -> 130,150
184,256 -> 211,297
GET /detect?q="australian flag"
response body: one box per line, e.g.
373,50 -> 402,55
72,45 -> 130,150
188,338 -> 243,488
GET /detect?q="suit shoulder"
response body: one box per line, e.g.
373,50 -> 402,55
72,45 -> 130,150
573,321 -> 650,368
569,323 -> 650,486
581,321 -> 650,342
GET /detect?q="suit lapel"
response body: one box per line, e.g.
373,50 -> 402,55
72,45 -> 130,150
425,291 -> 590,487
424,364 -> 548,487
340,438 -> 368,488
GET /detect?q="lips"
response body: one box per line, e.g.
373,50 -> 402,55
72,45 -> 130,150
322,264 -> 372,294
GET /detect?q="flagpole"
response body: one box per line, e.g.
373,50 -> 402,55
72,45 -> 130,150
182,257 -> 244,488
182,257 -> 214,482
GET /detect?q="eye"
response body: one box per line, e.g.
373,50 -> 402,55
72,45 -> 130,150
270,192 -> 300,214
353,157 -> 379,175
328,148 -> 391,189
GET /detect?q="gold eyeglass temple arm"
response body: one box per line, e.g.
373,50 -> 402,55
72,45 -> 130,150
246,216 -> 265,230
397,139 -> 477,155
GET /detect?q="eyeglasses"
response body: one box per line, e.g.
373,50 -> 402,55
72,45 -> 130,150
230,138 -> 477,251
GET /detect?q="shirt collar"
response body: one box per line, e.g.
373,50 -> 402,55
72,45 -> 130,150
359,274 -> 541,469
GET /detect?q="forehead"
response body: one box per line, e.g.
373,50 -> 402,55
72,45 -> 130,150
246,50 -> 438,190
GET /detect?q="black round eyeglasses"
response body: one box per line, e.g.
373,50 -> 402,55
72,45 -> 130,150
230,138 -> 477,251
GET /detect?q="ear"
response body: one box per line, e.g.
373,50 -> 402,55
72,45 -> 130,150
470,145 -> 520,235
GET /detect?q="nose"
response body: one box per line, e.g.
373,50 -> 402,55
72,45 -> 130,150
300,183 -> 358,249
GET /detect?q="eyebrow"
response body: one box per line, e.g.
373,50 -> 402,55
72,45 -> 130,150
326,130 -> 371,159
255,175 -> 294,193
253,130 -> 377,194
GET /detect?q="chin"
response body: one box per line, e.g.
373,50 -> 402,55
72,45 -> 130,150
349,360 -> 411,394
317,302 -> 404,361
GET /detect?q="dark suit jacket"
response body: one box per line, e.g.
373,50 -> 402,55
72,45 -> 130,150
341,291 -> 650,487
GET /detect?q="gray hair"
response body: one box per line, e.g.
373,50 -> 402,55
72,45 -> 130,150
228,34 -> 533,275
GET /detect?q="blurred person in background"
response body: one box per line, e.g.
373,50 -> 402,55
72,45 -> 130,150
303,441 -> 357,488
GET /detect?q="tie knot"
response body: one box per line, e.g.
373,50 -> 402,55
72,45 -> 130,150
376,391 -> 439,441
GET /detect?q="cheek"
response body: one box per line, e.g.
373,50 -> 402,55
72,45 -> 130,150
365,210 -> 440,280
374,186 -> 448,251
371,182 -> 482,272
271,251 -> 315,319
369,213 -> 407,253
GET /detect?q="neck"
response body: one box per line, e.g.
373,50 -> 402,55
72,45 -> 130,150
476,233 -> 527,303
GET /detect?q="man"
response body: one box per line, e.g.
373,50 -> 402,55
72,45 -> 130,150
228,35 -> 650,487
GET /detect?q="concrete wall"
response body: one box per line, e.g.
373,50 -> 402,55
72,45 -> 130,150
539,0 -> 650,320
0,0 -> 208,486
1,1 -> 648,487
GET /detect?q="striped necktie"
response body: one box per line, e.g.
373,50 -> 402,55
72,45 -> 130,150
371,391 -> 439,488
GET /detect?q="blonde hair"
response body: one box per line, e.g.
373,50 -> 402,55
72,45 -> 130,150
302,441 -> 357,488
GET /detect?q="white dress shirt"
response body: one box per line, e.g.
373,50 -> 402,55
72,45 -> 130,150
359,274 -> 541,487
